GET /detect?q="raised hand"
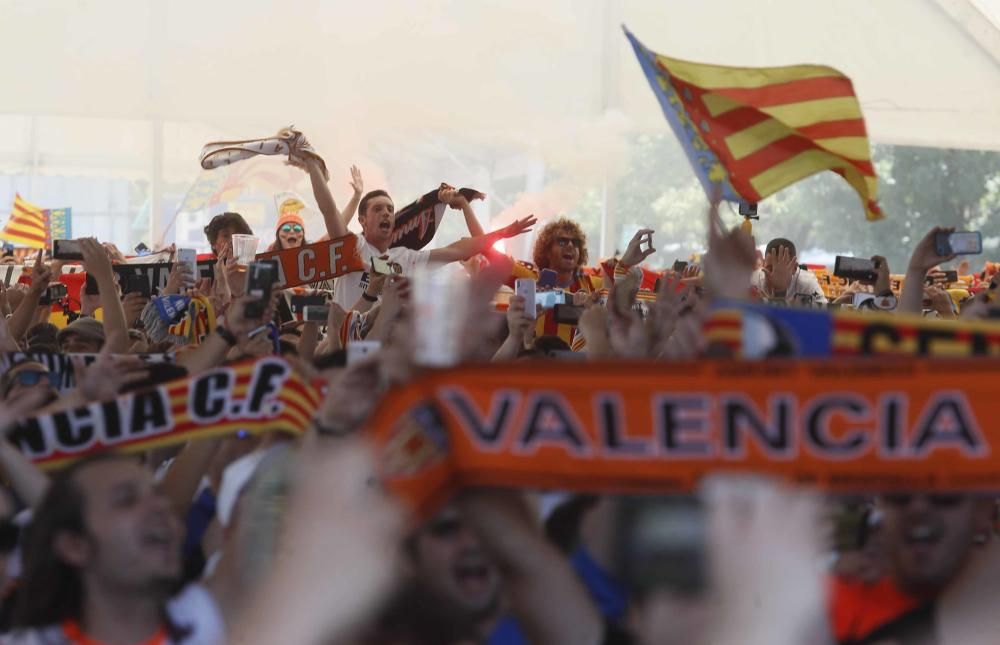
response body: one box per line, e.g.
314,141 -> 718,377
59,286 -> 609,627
122,292 -> 149,327
349,165 -> 364,197
231,440 -> 403,645
70,337 -> 150,402
908,227 -> 956,275
764,246 -> 797,293
164,262 -> 195,295
702,189 -> 756,301
79,238 -> 115,284
620,228 -> 656,267
703,475 -> 827,645
499,215 -> 537,240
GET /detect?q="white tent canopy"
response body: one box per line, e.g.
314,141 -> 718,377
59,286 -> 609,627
0,0 -> 998,249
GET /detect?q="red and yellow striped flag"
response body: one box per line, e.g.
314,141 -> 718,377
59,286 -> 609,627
626,28 -> 881,220
0,194 -> 49,248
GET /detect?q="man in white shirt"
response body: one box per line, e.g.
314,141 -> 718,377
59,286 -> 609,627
292,153 -> 535,311
750,237 -> 828,307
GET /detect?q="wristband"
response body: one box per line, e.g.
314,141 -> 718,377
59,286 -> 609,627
362,292 -> 378,303
215,326 -> 238,347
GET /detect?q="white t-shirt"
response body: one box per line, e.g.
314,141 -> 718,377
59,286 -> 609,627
332,236 -> 430,310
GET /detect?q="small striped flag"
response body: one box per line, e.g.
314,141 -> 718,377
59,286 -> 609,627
0,194 -> 49,248
625,27 -> 881,220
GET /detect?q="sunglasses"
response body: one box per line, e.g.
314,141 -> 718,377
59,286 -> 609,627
280,224 -> 304,234
3,370 -> 57,395
883,494 -> 964,508
427,517 -> 462,538
555,237 -> 583,249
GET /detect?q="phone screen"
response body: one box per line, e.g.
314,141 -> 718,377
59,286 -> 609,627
834,256 -> 876,282
52,239 -> 84,260
949,232 -> 982,255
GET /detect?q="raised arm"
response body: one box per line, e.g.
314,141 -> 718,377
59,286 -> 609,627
439,185 -> 486,237
299,155 -> 349,240
900,227 -> 956,315
340,165 -> 365,228
8,251 -> 52,342
80,238 -> 129,353
427,216 -> 536,265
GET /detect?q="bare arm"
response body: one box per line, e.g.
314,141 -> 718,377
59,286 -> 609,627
8,254 -> 51,341
303,157 -> 349,240
901,227 -> 956,315
340,165 -> 364,228
80,238 -> 129,353
428,215 -> 536,265
160,438 -> 222,518
0,390 -> 53,508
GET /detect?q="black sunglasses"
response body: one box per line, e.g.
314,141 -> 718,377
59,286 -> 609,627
427,517 -> 462,538
555,237 -> 583,249
883,494 -> 964,508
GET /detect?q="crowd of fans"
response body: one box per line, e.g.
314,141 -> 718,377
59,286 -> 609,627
0,139 -> 997,645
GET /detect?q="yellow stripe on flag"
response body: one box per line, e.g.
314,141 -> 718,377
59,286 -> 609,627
653,55 -> 843,90
813,136 -> 871,161
749,149 -> 842,197
759,97 -> 863,130
725,119 -> 792,160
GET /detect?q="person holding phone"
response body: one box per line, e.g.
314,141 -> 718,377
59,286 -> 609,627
501,218 -> 657,348
750,238 -> 828,307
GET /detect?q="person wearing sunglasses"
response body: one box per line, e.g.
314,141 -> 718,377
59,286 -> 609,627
269,212 -> 308,252
0,360 -> 58,405
830,493 -> 996,644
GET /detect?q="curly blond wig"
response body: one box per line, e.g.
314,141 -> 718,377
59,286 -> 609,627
532,218 -> 589,270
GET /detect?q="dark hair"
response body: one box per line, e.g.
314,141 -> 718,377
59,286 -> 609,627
25,323 -> 59,348
313,349 -> 347,370
534,335 -> 571,355
358,190 -> 392,219
533,218 -> 589,270
12,453 -> 190,640
13,453 -> 129,628
203,212 -> 252,249
765,238 -> 797,258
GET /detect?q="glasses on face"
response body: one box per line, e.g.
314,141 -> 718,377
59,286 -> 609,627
427,516 -> 462,538
280,224 -> 304,234
4,370 -> 56,396
555,237 -> 583,249
883,494 -> 964,508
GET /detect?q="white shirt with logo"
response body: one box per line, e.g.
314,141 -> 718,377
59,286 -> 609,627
332,236 -> 430,310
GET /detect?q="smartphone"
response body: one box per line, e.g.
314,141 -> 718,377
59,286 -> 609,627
536,290 -> 565,310
672,260 -> 688,273
834,256 -> 877,283
935,231 -> 982,256
289,294 -> 326,315
538,269 -> 559,289
52,239 -> 84,260
84,273 -> 99,295
553,303 -> 583,325
122,274 -> 151,298
926,270 -> 959,285
370,256 -> 401,276
244,260 -> 278,319
176,248 -> 198,283
615,496 -> 706,598
515,278 -> 536,319
346,340 -> 382,366
303,305 -> 329,322
134,242 -> 150,256
40,282 -> 68,305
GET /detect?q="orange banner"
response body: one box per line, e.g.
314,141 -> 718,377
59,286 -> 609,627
368,360 -> 1000,514
255,234 -> 365,289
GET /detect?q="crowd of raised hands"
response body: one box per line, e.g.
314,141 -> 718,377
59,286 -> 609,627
0,135 -> 998,645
